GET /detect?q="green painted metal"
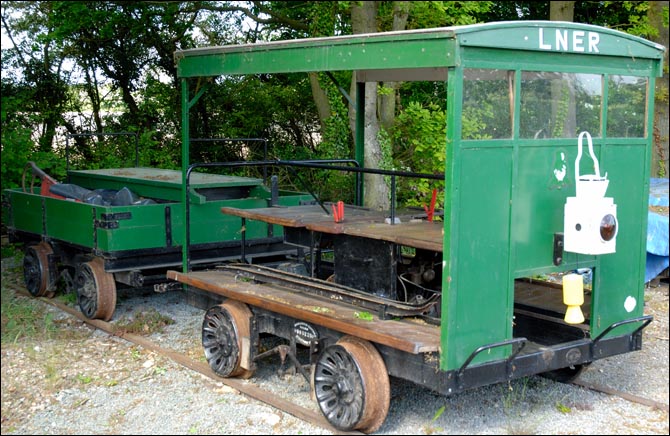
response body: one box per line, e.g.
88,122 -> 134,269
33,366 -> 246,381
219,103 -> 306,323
174,22 -> 663,79
68,168 -> 262,202
456,21 -> 664,59
439,24 -> 663,370
174,21 -> 666,373
7,191 -> 45,236
4,174 -> 309,254
176,32 -> 457,78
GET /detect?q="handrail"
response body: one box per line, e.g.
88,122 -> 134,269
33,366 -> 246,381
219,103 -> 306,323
184,159 -> 360,272
182,159 -> 443,273
591,315 -> 653,345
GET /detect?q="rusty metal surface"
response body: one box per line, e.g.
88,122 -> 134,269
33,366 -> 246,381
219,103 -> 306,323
220,263 -> 439,318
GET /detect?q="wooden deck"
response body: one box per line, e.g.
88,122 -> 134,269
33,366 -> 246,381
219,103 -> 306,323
220,204 -> 444,252
167,268 -> 441,354
514,279 -> 592,321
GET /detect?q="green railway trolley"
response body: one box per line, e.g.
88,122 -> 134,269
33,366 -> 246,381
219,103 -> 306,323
166,21 -> 666,433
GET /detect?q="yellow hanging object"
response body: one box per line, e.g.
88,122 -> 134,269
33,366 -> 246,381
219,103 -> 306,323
563,273 -> 585,324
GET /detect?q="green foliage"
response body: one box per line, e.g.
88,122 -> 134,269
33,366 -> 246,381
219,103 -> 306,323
304,77 -> 357,203
555,401 -> 572,414
0,243 -> 22,260
407,1 -> 493,29
1,124 -> 35,190
390,102 -> 446,208
76,373 -> 93,384
1,286 -> 58,344
603,1 -> 657,37
1,0 -> 666,201
353,311 -> 374,321
138,131 -> 179,169
432,405 -> 446,421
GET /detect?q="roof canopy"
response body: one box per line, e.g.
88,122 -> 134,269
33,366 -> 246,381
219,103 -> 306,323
175,21 -> 666,78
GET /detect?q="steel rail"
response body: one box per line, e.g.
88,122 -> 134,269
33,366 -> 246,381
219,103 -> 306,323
7,284 -> 361,435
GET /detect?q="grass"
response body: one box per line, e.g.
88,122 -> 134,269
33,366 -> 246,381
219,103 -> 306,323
0,241 -> 22,259
1,284 -> 59,344
1,246 -> 85,346
500,377 -> 541,435
0,243 -> 61,344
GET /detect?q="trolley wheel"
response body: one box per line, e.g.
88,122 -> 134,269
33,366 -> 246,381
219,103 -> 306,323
202,300 -> 254,379
74,257 -> 117,321
23,242 -> 54,298
540,364 -> 586,383
313,336 -> 390,433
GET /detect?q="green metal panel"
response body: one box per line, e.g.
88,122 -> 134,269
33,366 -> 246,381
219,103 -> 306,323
443,147 -> 514,369
8,191 -> 44,235
462,47 -> 660,77
176,31 -> 457,77
94,204 -> 168,252
512,143 -> 597,276
44,198 -> 95,248
5,185 -> 311,254
188,198 -> 269,244
592,144 -> 649,337
457,21 -> 664,60
68,168 -> 262,202
175,21 -> 663,79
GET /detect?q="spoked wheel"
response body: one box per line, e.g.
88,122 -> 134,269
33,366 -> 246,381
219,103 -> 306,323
74,257 -> 116,321
23,242 -> 54,297
313,336 -> 390,433
540,364 -> 586,383
202,300 -> 254,379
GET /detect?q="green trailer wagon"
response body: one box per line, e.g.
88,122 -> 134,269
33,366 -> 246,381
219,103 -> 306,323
3,164 -> 311,320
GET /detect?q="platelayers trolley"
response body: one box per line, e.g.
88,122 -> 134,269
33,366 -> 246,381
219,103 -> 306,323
167,21 -> 665,433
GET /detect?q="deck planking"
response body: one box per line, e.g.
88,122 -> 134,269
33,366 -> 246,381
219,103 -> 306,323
220,204 -> 443,251
167,269 -> 440,354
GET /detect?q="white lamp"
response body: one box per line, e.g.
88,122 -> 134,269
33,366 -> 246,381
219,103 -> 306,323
563,132 -> 618,255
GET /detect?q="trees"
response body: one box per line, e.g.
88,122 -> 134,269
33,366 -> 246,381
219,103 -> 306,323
649,1 -> 669,177
1,1 -> 668,197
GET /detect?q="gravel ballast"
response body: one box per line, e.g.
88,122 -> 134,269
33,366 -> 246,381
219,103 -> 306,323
1,258 -> 668,435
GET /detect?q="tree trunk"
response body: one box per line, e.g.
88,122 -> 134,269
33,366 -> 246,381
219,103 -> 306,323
309,72 -> 332,133
379,1 -> 410,132
649,1 -> 669,178
549,1 -> 574,21
550,2 -> 577,137
349,1 -> 389,210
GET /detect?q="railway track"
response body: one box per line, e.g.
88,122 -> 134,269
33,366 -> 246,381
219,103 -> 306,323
5,283 -> 358,435
4,280 -> 669,432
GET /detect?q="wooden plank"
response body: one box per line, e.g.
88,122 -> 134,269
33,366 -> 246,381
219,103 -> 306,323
314,220 -> 444,252
220,206 -> 315,227
167,269 -> 440,354
220,204 -> 443,251
220,204 -> 387,228
514,280 -> 592,315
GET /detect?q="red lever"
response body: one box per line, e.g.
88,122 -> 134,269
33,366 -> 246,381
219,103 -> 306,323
423,189 -> 437,222
332,201 -> 344,223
